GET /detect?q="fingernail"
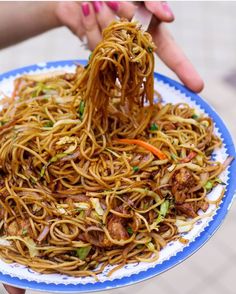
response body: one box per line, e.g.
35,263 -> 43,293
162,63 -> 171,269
107,1 -> 119,12
161,2 -> 174,18
93,1 -> 103,13
82,3 -> 90,16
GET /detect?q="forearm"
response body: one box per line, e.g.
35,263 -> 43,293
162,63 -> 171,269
0,1 -> 60,49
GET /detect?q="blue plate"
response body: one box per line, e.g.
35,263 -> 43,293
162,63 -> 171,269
0,60 -> 235,293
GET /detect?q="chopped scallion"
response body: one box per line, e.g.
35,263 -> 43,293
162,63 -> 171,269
76,246 -> 91,260
150,123 -> 158,131
133,166 -> 139,172
44,121 -> 54,128
79,101 -> 85,119
127,227 -> 133,235
160,200 -> 169,217
192,114 -> 199,119
204,181 -> 213,190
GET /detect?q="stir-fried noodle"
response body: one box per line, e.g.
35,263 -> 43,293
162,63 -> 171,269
0,21 -> 233,278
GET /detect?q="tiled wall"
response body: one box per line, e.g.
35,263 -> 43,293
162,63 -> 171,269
0,2 -> 236,294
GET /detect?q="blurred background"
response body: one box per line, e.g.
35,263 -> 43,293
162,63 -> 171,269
0,1 -> 236,294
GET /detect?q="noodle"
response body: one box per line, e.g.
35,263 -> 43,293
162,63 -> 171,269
0,20 -> 233,278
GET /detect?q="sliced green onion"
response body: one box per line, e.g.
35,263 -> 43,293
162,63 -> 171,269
30,176 -> 37,184
44,121 -> 54,128
78,210 -> 85,219
171,153 -> 178,160
191,114 -> 199,119
49,153 -> 67,163
40,166 -> 47,177
160,200 -> 169,217
215,178 -> 226,185
79,101 -> 85,119
76,246 -> 91,260
147,46 -> 153,53
127,227 -> 133,235
22,228 -> 28,236
204,181 -> 213,190
150,123 -> 158,131
133,166 -> 139,172
0,120 -> 7,126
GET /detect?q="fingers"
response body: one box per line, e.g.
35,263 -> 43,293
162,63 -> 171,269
3,285 -> 25,294
106,1 -> 174,23
144,1 -> 175,22
81,2 -> 102,50
55,2 -> 85,40
150,22 -> 204,92
92,2 -> 116,29
106,1 -> 137,20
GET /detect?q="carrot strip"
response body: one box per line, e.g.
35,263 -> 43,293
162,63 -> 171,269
115,139 -> 167,160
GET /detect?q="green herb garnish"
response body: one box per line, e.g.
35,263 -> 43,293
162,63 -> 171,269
160,200 -> 169,217
29,176 -> 37,185
147,46 -> 153,53
49,153 -> 66,163
150,123 -> 158,131
215,178 -> 226,185
192,114 -> 199,119
76,246 -> 92,260
22,228 -> 28,236
79,101 -> 85,119
171,153 -> 178,160
0,120 -> 7,126
133,166 -> 139,172
40,166 -> 46,177
127,227 -> 133,235
44,121 -> 54,128
204,181 -> 213,190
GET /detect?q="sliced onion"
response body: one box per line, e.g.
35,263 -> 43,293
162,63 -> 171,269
60,150 -> 81,162
37,226 -> 50,242
222,156 -> 234,170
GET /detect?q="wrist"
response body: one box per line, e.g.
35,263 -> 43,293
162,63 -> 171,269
41,2 -> 62,29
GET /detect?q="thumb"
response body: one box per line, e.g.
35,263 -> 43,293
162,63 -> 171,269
144,1 -> 174,22
3,285 -> 25,294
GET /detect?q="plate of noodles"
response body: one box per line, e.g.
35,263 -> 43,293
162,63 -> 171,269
0,21 -> 235,293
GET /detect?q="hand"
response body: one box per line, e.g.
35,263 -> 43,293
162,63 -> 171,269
3,284 -> 25,294
55,1 -> 203,93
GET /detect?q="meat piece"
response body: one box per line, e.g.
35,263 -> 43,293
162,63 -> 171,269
6,219 -> 32,237
171,168 -> 196,203
197,200 -> 209,212
0,209 -> 4,220
163,122 -> 176,131
85,228 -> 112,247
176,203 -> 197,218
107,215 -> 129,241
181,151 -> 197,163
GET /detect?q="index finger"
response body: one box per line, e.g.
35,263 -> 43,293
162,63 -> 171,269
150,22 -> 204,93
